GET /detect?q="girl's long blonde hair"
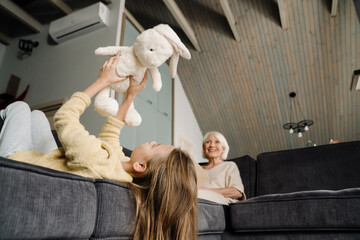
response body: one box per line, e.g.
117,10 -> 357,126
129,148 -> 198,240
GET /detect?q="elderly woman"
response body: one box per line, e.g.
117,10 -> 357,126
198,131 -> 245,205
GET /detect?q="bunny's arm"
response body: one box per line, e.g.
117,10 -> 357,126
148,67 -> 162,92
95,46 -> 130,56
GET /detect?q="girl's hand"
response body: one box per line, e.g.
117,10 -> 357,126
127,72 -> 148,99
97,51 -> 126,86
83,51 -> 126,98
115,73 -> 148,121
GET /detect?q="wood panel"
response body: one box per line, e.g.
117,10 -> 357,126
125,0 -> 360,159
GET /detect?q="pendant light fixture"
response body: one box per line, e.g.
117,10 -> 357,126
283,92 -> 313,138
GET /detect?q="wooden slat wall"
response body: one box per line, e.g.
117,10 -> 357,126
126,0 -> 360,159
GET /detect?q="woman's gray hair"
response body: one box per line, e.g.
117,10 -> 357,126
202,131 -> 230,160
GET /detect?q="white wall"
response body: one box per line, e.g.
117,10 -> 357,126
0,1 -> 125,135
173,75 -> 206,163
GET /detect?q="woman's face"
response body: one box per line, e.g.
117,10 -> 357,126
131,141 -> 175,164
203,135 -> 224,160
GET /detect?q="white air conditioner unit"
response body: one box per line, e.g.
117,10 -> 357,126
49,2 -> 110,44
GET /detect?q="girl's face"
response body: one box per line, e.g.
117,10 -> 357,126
203,135 -> 224,160
131,141 -> 175,164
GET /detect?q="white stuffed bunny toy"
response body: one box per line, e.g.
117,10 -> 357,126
94,24 -> 191,127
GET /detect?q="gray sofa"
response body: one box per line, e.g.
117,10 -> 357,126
1,137 -> 360,239
223,140 -> 360,239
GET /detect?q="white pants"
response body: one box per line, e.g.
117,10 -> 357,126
0,101 -> 58,157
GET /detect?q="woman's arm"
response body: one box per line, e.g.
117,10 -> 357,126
199,162 -> 245,200
198,186 -> 243,199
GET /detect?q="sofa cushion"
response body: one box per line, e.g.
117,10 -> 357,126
92,180 -> 227,239
0,157 -> 97,240
256,141 -> 360,195
229,188 -> 360,233
229,155 -> 256,199
198,199 -> 226,236
91,179 -> 136,239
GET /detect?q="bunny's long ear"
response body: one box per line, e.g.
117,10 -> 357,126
153,24 -> 191,60
169,52 -> 179,78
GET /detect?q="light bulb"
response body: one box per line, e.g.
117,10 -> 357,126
289,128 -> 294,134
304,126 -> 309,131
298,132 -> 302,138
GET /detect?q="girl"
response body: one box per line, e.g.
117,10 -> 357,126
0,52 -> 198,240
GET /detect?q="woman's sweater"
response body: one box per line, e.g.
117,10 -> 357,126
9,92 -> 133,183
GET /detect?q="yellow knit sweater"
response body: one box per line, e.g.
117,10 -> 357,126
9,92 -> 133,183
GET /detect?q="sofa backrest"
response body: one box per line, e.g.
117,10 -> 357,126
228,155 -> 257,199
256,141 -> 360,196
